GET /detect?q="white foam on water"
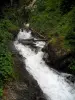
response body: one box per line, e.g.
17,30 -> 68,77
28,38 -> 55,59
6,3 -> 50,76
14,30 -> 75,100
17,29 -> 32,40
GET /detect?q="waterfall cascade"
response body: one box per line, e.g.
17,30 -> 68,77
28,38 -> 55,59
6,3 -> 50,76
14,29 -> 75,100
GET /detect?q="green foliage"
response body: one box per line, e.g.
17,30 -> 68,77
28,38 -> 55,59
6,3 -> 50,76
0,87 -> 3,97
65,31 -> 75,50
2,6 -> 30,26
30,0 -> 75,74
0,18 -> 18,96
69,59 -> 75,71
0,80 -> 3,97
30,0 -> 61,34
0,4 -> 30,97
0,19 -> 19,32
30,0 -> 75,50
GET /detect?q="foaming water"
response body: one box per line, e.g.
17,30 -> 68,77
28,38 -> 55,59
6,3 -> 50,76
17,29 -> 32,40
14,30 -> 75,100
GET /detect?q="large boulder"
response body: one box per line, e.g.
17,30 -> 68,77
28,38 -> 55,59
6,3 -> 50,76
43,43 -> 75,75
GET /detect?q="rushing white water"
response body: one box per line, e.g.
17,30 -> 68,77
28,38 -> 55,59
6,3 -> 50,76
14,29 -> 75,100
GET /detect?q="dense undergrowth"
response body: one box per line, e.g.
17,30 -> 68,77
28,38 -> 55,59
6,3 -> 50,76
30,0 -> 75,74
0,19 -> 15,97
0,0 -> 31,97
0,7 -> 20,97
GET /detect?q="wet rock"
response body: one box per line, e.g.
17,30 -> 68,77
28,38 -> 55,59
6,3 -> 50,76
66,75 -> 75,83
8,28 -> 19,39
6,42 -> 47,100
42,43 -> 58,66
19,39 -> 35,46
43,43 -> 75,75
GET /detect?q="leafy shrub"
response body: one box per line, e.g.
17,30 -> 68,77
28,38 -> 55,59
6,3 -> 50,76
30,0 -> 75,74
69,59 -> 75,71
65,31 -> 75,50
0,19 -> 17,96
30,0 -> 61,34
0,87 -> 3,97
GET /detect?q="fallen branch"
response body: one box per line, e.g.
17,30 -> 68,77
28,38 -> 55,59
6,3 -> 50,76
25,0 -> 36,9
19,38 -> 48,43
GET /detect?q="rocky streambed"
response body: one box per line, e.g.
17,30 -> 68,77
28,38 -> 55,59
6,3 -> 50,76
4,28 -> 75,100
3,31 -> 47,100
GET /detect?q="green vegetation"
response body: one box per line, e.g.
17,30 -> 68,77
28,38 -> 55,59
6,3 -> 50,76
0,1 -> 31,97
0,0 -> 75,97
0,7 -> 20,97
30,0 -> 75,73
0,19 -> 18,97
30,0 -> 61,35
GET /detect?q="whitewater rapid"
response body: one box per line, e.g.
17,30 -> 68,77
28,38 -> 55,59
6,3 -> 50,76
14,29 -> 75,100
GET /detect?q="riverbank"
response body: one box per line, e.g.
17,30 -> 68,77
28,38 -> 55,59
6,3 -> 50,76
3,42 -> 46,100
0,0 -> 75,99
29,0 -> 75,76
13,29 -> 75,100
0,1 -> 31,97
